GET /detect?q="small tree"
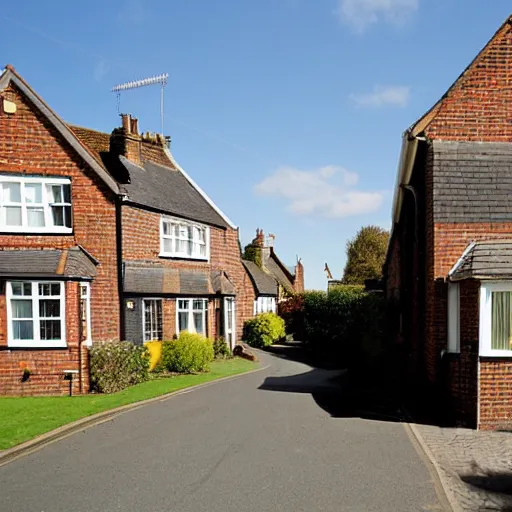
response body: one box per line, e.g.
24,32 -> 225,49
343,226 -> 389,285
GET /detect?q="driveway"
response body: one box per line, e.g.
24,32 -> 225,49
0,349 -> 447,512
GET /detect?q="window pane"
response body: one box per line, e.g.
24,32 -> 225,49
40,299 -> 60,318
178,312 -> 189,332
27,207 -> 45,227
163,222 -> 170,236
12,300 -> 33,319
5,206 -> 22,226
50,283 -> 60,295
63,185 -> 71,203
40,320 -> 61,340
193,299 -> 205,311
13,320 -> 33,340
25,183 -> 42,203
178,300 -> 188,310
39,283 -> 50,296
491,292 -> 512,351
193,312 -> 204,334
51,206 -> 64,226
64,206 -> 72,228
164,238 -> 173,253
51,185 -> 63,203
3,183 -> 21,203
199,244 -> 206,257
12,282 -> 31,296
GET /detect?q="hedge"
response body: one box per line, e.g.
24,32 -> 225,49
243,312 -> 286,348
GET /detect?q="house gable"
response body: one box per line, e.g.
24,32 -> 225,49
0,66 -> 119,193
411,16 -> 512,141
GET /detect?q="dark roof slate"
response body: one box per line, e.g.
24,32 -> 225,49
450,240 -> 512,281
242,260 -> 278,296
433,141 -> 512,223
0,247 -> 97,279
119,156 -> 229,228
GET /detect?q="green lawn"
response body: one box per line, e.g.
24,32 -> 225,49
0,358 -> 256,450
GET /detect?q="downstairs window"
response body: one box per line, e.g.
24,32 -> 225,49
480,283 -> 512,357
7,281 -> 66,348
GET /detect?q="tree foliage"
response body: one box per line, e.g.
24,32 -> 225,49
242,242 -> 262,267
343,225 -> 389,285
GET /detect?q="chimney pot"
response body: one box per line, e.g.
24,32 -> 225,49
121,113 -> 131,132
130,117 -> 139,135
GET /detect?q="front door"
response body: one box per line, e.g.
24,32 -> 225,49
224,297 -> 236,350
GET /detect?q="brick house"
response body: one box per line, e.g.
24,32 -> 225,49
384,15 -> 512,430
0,66 -> 120,395
71,114 -> 255,351
243,229 -> 304,310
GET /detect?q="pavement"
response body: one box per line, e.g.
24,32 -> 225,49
413,424 -> 512,511
0,348 -> 447,512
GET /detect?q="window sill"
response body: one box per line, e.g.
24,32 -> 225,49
480,351 -> 512,358
158,253 -> 209,262
8,340 -> 67,349
0,227 -> 72,235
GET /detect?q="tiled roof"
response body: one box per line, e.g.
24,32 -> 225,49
68,125 -> 110,168
242,260 -> 278,296
120,156 -> 229,228
432,141 -> 512,223
265,256 -> 294,293
0,247 -> 97,279
123,263 -> 235,295
450,240 -> 512,281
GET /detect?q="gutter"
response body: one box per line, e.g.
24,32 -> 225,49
385,131 -> 420,259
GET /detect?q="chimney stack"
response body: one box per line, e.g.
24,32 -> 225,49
110,113 -> 142,165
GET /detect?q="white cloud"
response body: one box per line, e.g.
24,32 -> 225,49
350,85 -> 410,108
337,0 -> 419,32
254,165 -> 383,218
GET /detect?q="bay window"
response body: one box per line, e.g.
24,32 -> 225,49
480,283 -> 512,356
160,217 -> 209,260
0,175 -> 72,233
177,299 -> 208,335
7,281 -> 66,348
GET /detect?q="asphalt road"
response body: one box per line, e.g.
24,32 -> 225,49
0,349 -> 446,512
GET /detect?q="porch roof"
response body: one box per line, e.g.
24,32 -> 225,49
0,247 -> 97,280
123,262 -> 235,296
449,240 -> 512,281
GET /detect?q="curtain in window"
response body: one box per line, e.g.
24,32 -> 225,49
491,291 -> 512,351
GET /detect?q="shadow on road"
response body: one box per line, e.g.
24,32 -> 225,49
258,344 -> 407,423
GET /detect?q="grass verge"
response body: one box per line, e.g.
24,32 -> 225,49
0,358 -> 256,450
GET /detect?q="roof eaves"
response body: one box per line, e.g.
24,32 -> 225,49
0,67 -> 119,195
448,242 -> 476,279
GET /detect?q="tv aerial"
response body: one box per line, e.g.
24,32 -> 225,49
112,73 -> 169,135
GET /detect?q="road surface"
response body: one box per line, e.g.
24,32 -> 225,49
0,348 -> 446,512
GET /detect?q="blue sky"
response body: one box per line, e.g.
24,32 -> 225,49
2,1 -> 511,289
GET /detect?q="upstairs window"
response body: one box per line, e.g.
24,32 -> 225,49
160,217 -> 209,260
0,175 -> 72,233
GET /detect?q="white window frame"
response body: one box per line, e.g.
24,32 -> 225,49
159,216 -> 210,261
447,282 -> 460,353
80,282 -> 92,346
143,299 -> 163,342
176,298 -> 208,335
254,296 -> 277,315
0,175 -> 72,233
6,281 -> 67,348
480,282 -> 512,357
224,297 -> 236,349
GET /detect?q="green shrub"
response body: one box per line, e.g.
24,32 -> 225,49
213,337 -> 232,359
161,332 -> 214,373
90,341 -> 150,394
243,313 -> 286,348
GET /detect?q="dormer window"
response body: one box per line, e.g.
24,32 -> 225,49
0,175 -> 72,233
160,216 -> 209,260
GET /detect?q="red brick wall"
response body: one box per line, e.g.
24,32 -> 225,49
294,261 -> 304,293
0,82 -> 119,395
479,360 -> 512,430
426,20 -> 512,142
122,206 -> 255,339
